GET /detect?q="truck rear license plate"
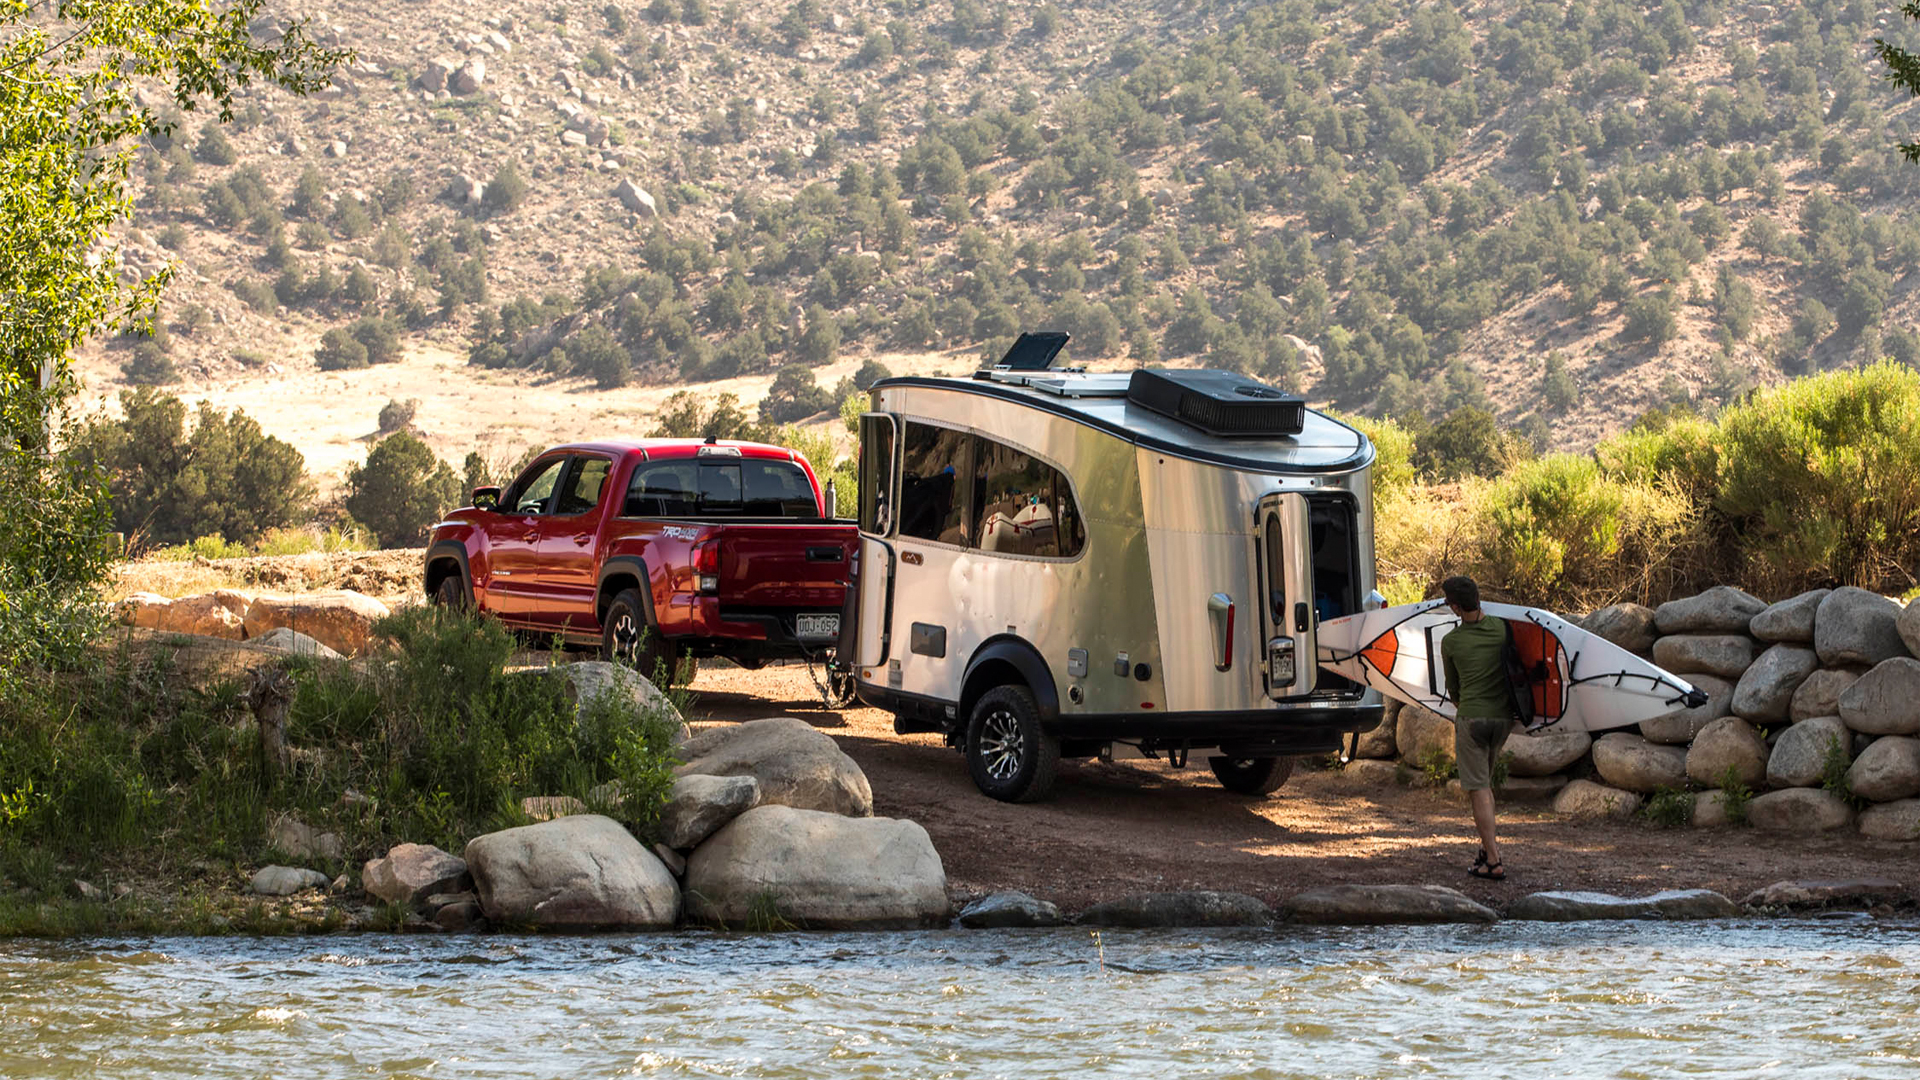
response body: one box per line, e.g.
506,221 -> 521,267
797,614 -> 840,640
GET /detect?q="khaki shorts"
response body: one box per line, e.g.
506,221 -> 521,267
1455,716 -> 1513,792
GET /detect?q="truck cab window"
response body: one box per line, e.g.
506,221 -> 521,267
553,457 -> 612,516
898,422 -> 970,544
504,457 -> 568,515
624,459 -> 817,518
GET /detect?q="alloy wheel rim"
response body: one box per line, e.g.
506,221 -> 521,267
980,709 -> 1025,781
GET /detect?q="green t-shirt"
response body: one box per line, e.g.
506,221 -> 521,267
1441,614 -> 1510,720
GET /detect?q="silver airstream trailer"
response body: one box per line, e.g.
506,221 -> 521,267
841,332 -> 1386,802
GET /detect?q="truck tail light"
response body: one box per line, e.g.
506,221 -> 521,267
693,540 -> 721,594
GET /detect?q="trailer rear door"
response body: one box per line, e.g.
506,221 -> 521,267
851,413 -> 897,670
1255,492 -> 1318,699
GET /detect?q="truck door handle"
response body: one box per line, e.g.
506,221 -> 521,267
806,546 -> 845,562
573,535 -> 593,546
1294,601 -> 1310,633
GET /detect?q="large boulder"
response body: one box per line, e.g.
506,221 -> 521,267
615,179 -> 658,216
1685,717 -> 1768,789
1641,674 -> 1733,744
1858,798 -> 1920,841
362,843 -> 469,909
268,813 -> 344,861
1791,668 -> 1864,723
1899,599 -> 1920,659
419,55 -> 458,92
465,815 -> 679,929
251,627 -> 342,659
1504,727 -> 1591,777
1394,702 -> 1455,766
1692,789 -> 1737,827
1749,589 -> 1830,643
1746,788 -> 1855,833
676,718 -> 872,817
450,55 -> 486,94
251,866 -> 330,896
243,591 -> 390,655
1766,716 -> 1851,789
1730,644 -> 1818,723
158,590 -> 253,639
1283,885 -> 1498,926
683,805 -> 949,930
1508,889 -> 1738,922
1837,657 -> 1920,736
1353,701 -> 1398,759
1845,736 -> 1920,803
1591,733 -> 1689,793
659,774 -> 759,849
958,891 -> 1064,928
1551,779 -> 1643,819
517,661 -> 686,734
114,591 -> 174,630
1743,879 -> 1908,907
1654,586 -> 1767,634
1814,587 -> 1907,667
1652,634 -> 1758,680
1077,891 -> 1270,928
1581,604 -> 1657,653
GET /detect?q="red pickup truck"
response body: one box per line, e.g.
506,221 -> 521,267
423,438 -> 858,684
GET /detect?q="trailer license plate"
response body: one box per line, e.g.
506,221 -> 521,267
797,614 -> 839,640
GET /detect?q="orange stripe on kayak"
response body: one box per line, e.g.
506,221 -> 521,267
1360,629 -> 1399,675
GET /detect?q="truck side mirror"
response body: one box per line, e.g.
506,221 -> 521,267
472,486 -> 501,510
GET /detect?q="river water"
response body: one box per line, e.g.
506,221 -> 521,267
3,921 -> 1918,1078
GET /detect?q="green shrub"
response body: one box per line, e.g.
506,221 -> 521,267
1641,786 -> 1694,828
1713,361 -> 1920,591
343,431 -> 462,547
315,327 -> 369,370
1717,765 -> 1753,825
1819,734 -> 1861,807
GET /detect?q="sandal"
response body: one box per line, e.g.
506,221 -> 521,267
1468,857 -> 1506,881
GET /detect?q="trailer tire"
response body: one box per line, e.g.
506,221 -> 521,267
1207,755 -> 1295,797
603,588 -> 684,688
966,685 -> 1059,803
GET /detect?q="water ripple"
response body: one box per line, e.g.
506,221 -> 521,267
1,923 -> 1918,1078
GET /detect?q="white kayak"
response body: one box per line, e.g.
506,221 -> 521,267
1316,600 -> 1707,735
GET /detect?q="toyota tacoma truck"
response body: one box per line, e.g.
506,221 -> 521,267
424,438 -> 858,686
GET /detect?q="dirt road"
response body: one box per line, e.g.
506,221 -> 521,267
686,664 -> 1920,912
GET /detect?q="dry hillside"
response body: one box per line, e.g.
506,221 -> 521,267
70,0 -> 1920,481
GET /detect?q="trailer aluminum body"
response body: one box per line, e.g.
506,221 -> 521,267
842,339 -> 1386,801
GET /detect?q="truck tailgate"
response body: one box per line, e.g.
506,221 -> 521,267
714,524 -> 856,607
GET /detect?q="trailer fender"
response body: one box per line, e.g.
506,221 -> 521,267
961,636 -> 1059,726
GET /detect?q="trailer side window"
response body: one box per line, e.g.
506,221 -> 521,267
898,422 -> 970,544
972,436 -> 1084,559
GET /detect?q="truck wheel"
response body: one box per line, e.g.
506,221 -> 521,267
965,685 -> 1059,803
432,571 -> 467,610
1207,755 -> 1295,797
603,588 -> 682,687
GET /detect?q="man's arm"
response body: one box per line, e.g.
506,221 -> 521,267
1441,636 -> 1460,704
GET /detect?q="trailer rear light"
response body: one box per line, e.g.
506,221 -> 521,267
1366,589 -> 1388,611
1207,593 -> 1234,672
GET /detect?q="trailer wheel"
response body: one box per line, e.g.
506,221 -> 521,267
965,685 -> 1059,803
603,588 -> 684,688
1207,755 -> 1295,797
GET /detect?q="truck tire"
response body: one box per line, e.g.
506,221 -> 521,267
602,587 -> 683,688
1207,755 -> 1295,796
965,685 -> 1059,803
432,572 -> 467,610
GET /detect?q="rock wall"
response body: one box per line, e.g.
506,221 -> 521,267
1377,587 -> 1920,841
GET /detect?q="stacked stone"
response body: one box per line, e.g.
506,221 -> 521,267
1541,587 -> 1920,838
1383,586 -> 1920,841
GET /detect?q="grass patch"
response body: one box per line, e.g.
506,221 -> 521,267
1641,786 -> 1694,829
147,526 -> 375,562
1819,734 -> 1863,808
0,606 -> 681,934
1716,766 -> 1754,826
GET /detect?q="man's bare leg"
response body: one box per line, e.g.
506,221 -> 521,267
1470,788 -> 1501,869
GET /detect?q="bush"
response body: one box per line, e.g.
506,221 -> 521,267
796,304 -> 841,365
1413,407 -> 1507,481
484,161 -> 528,213
343,431 -> 463,547
350,315 -> 403,364
1713,361 -> 1920,590
194,122 -> 236,165
377,398 -> 419,433
66,388 -> 313,547
759,364 -> 834,424
315,327 -> 369,370
122,342 -> 178,385
571,325 -> 631,389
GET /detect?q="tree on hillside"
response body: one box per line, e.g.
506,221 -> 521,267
68,389 -> 314,548
1412,407 -> 1509,482
344,432 -> 462,548
759,365 -> 834,424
